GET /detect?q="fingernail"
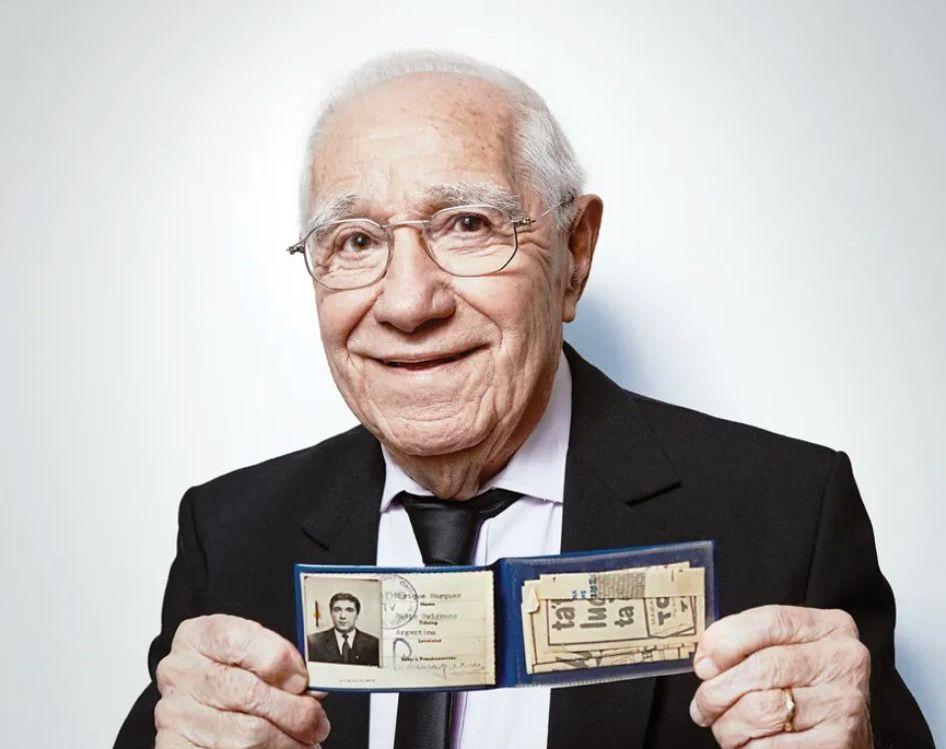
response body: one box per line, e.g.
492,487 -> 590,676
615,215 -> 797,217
694,657 -> 719,680
689,698 -> 708,727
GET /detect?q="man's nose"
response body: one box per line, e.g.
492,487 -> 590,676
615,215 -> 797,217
372,227 -> 456,333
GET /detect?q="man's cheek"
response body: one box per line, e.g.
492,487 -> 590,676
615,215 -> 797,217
316,307 -> 351,349
316,290 -> 374,342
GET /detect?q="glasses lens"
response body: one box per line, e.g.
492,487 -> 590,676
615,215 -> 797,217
426,206 -> 516,275
305,219 -> 388,289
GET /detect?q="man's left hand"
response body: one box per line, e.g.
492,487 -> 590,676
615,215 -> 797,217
689,605 -> 873,748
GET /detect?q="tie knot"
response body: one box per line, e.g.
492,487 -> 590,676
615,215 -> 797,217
396,488 -> 523,566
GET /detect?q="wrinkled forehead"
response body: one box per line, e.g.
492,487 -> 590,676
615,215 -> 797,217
308,73 -> 519,221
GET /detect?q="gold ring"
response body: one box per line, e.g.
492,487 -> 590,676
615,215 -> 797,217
781,687 -> 796,732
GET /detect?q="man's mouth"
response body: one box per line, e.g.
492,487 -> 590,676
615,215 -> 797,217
379,347 -> 478,371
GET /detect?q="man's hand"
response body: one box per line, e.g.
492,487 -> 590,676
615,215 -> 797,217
690,605 -> 872,748
154,614 -> 331,748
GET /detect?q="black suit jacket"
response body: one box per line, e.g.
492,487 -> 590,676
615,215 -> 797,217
115,343 -> 932,748
308,628 -> 380,666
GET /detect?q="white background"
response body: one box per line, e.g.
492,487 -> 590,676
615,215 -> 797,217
1,1 -> 943,746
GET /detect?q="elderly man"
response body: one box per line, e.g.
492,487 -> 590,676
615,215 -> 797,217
115,51 -> 932,749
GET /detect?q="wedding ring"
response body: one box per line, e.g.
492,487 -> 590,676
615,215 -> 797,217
781,687 -> 797,732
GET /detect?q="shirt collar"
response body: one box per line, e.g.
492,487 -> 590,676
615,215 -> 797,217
379,349 -> 572,511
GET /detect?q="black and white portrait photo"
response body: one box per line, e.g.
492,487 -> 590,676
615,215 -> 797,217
303,576 -> 381,667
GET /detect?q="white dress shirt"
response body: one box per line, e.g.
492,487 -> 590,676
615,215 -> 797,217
335,628 -> 356,656
370,350 -> 572,749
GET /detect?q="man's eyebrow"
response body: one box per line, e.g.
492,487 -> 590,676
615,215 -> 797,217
305,183 -> 525,229
425,182 -> 524,216
305,192 -> 359,229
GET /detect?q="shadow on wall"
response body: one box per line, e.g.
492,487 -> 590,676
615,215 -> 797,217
564,292 -> 640,392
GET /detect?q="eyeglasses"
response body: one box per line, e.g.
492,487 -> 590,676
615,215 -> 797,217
286,196 -> 573,290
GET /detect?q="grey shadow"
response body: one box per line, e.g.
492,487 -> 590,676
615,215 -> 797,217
564,292 -> 640,392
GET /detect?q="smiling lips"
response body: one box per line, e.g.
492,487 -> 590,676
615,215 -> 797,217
379,347 -> 478,371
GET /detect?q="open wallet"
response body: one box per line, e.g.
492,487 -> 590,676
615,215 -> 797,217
294,540 -> 716,692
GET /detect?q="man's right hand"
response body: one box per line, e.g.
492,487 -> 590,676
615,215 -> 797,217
154,614 -> 331,748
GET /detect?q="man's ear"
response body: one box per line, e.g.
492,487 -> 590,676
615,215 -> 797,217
562,194 -> 603,322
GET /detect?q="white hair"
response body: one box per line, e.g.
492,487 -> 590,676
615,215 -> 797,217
298,50 -> 585,232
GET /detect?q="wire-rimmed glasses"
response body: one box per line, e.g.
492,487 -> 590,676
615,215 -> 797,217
286,197 -> 572,290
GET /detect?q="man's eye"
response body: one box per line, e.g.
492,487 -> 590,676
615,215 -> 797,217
341,232 -> 373,252
455,213 -> 487,232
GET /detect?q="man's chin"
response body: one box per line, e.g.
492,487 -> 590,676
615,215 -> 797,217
378,419 -> 487,458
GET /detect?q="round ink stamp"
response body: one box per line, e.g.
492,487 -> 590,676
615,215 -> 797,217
381,574 -> 418,630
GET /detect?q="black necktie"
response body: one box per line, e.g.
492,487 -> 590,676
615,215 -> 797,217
341,632 -> 351,663
392,487 -> 523,749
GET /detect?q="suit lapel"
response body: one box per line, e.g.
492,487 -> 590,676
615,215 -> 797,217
299,425 -> 384,566
548,344 -> 681,749
297,426 -> 384,749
